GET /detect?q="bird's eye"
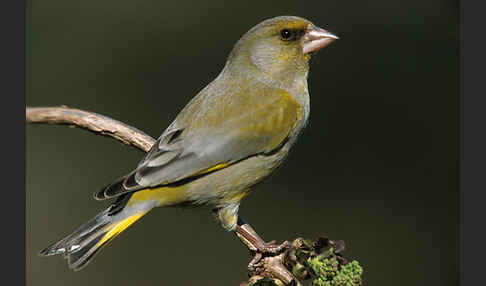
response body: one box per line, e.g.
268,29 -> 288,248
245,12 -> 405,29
280,29 -> 293,41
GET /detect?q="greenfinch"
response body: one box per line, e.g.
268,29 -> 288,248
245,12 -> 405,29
39,15 -> 338,270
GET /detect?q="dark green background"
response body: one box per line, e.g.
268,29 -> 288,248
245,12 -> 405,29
26,0 -> 458,285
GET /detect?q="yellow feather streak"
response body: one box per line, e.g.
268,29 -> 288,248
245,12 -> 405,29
193,163 -> 229,176
96,212 -> 145,248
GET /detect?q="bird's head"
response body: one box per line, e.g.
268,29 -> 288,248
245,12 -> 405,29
226,16 -> 338,86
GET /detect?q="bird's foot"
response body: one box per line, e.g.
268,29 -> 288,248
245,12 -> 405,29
247,240 -> 290,272
234,216 -> 292,272
260,239 -> 290,254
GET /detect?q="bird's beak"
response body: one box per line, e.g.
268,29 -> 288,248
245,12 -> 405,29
301,27 -> 339,54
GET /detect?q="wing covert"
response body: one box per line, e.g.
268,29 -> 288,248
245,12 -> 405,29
96,85 -> 302,200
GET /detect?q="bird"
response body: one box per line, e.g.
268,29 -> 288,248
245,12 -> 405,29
39,15 -> 338,271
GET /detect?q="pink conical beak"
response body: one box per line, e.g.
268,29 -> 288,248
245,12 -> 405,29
301,27 -> 339,54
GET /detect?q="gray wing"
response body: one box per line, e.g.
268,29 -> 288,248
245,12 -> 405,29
94,86 -> 300,200
95,125 -> 274,200
131,126 -> 260,188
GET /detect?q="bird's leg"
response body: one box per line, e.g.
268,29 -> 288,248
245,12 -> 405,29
234,216 -> 290,271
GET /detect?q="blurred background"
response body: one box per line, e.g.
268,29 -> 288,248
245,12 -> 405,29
26,0 -> 458,285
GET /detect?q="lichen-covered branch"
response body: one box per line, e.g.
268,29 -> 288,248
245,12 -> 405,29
26,106 -> 363,286
241,237 -> 362,286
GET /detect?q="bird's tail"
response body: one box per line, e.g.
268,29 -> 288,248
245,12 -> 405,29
39,196 -> 150,271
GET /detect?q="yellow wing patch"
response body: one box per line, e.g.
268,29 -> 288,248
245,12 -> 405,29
193,163 -> 230,176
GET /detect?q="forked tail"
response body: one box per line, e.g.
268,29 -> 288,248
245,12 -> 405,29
39,198 -> 149,271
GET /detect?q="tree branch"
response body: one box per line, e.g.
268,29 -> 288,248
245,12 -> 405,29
26,106 -> 155,152
26,105 -> 363,286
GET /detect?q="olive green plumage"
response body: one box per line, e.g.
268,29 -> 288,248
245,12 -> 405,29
39,15 -> 338,271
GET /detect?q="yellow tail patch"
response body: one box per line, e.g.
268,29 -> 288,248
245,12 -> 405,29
96,212 -> 145,248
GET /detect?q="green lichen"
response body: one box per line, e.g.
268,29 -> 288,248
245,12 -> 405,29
307,255 -> 362,286
242,237 -> 363,286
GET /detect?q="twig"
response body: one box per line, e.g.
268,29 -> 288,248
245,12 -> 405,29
26,106 -> 155,152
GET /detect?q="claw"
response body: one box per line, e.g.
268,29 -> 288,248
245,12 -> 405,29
261,240 -> 290,254
248,252 -> 263,272
234,217 -> 291,272
247,240 -> 290,272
